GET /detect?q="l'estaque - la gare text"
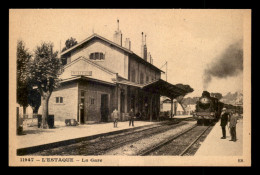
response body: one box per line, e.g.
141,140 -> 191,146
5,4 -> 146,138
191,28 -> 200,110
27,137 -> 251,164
41,157 -> 102,163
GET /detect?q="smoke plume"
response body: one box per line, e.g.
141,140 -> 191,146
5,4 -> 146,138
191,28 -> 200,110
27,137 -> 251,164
203,40 -> 243,90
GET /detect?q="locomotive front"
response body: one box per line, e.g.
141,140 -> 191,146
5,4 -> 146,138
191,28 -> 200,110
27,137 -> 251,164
193,91 -> 218,125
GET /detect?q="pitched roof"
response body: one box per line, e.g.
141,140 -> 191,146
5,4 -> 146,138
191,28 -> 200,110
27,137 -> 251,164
60,33 -> 164,73
60,76 -> 116,86
63,56 -> 117,75
61,33 -> 133,56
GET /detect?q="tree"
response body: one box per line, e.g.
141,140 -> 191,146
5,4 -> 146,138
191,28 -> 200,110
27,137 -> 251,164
62,37 -> 78,52
176,95 -> 185,111
28,88 -> 41,114
61,37 -> 78,65
27,42 -> 62,128
175,84 -> 194,112
17,40 -> 32,114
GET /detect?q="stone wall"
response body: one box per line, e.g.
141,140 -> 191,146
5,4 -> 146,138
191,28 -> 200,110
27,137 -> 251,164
48,81 -> 78,122
78,80 -> 116,122
69,39 -> 128,79
128,55 -> 161,84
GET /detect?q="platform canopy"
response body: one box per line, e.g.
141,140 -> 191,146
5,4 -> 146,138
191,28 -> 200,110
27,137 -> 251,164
141,79 -> 189,99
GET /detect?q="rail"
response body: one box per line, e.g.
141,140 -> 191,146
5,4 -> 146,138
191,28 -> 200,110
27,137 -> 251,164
179,126 -> 211,156
138,124 -> 211,156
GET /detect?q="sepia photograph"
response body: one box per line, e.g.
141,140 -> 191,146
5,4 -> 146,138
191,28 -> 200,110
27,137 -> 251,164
9,9 -> 251,166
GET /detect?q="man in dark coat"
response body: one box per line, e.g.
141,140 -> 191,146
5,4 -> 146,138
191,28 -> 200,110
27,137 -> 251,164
220,108 -> 230,139
129,108 -> 135,127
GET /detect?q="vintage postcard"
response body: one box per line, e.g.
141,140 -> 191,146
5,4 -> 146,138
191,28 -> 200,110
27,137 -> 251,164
9,9 -> 251,166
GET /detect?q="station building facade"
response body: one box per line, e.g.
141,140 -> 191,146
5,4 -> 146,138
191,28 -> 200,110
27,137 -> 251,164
48,27 -> 187,124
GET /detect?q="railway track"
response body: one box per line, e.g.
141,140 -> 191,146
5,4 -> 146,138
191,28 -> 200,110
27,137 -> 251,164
98,121 -> 193,155
29,119 -> 191,156
138,124 -> 212,156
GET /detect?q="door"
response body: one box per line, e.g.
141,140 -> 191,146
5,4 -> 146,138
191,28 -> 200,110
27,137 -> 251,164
101,94 -> 109,122
131,95 -> 135,112
120,91 -> 125,113
80,98 -> 85,124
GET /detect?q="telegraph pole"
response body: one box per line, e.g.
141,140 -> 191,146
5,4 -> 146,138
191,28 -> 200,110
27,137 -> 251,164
160,61 -> 168,82
59,40 -> 61,58
166,61 -> 167,82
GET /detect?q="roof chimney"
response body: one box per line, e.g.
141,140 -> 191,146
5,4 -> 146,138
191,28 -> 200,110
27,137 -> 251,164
113,19 -> 122,46
143,45 -> 147,61
141,32 -> 148,61
141,32 -> 144,57
125,38 -> 131,50
147,52 -> 151,62
117,19 -> 119,30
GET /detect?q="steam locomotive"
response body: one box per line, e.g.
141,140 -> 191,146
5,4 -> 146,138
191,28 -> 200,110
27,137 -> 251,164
193,91 -> 224,125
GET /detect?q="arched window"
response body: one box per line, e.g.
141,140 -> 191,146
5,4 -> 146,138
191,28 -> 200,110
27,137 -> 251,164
89,52 -> 105,60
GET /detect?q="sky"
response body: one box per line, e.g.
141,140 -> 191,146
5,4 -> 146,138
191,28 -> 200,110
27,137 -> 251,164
10,9 -> 248,97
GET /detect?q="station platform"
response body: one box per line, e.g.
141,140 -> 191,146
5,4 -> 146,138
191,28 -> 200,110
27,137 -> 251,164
16,121 -> 158,149
195,119 -> 243,156
15,114 -> 192,151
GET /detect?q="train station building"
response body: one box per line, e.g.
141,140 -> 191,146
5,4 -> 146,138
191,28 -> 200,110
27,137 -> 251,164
48,23 -> 189,124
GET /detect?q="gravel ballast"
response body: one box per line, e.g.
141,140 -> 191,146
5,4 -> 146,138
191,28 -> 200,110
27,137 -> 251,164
104,121 -> 197,156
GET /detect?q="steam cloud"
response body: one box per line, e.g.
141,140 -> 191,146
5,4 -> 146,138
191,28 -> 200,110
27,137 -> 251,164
203,40 -> 243,90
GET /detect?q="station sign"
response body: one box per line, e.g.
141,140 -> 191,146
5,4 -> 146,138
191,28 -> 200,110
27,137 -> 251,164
71,71 -> 92,76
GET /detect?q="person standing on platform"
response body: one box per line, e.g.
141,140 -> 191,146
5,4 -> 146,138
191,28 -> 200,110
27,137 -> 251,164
220,108 -> 229,139
112,108 -> 119,128
229,110 -> 239,142
129,108 -> 135,127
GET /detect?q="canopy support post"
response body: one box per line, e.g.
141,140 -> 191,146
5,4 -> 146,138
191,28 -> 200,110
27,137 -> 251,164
150,94 -> 153,122
170,97 -> 174,118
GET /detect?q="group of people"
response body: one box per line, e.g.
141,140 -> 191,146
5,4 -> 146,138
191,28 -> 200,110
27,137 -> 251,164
111,108 -> 135,128
112,107 -> 240,141
220,107 -> 240,142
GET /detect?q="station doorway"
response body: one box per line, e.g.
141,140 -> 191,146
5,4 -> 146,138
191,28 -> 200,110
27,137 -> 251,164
131,95 -> 135,112
80,98 -> 85,124
101,94 -> 109,122
120,91 -> 125,113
